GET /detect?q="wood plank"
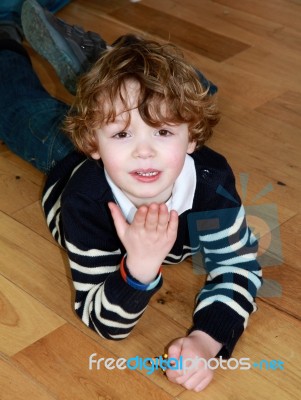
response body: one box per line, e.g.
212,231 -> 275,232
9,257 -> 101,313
142,0 -> 283,46
278,214 -> 301,272
0,211 -> 75,323
191,52 -> 283,109
271,26 -> 301,54
225,47 -> 301,93
0,157 -> 43,215
0,275 -> 64,356
221,152 -> 301,215
213,0 -> 301,32
0,211 -> 69,278
213,111 -> 301,210
13,323 -> 177,400
0,356 -> 56,400
256,91 -> 301,130
12,201 -> 57,245
150,260 -> 204,329
260,263 -> 301,320
109,3 -> 250,62
119,0 -> 301,63
75,0 -> 129,14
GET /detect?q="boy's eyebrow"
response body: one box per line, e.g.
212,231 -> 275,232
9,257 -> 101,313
106,116 -> 126,125
103,117 -> 129,129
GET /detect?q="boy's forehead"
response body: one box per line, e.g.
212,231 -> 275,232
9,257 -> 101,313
100,78 -> 175,125
102,78 -> 140,115
119,78 -> 140,103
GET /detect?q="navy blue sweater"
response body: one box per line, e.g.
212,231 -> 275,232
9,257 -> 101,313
42,146 -> 262,357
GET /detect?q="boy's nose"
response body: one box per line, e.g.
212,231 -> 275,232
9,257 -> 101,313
133,140 -> 155,159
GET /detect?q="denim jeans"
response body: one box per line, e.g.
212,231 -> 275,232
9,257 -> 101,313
0,0 -> 72,24
0,44 -> 74,174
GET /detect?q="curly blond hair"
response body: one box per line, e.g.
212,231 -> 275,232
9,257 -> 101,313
64,35 -> 220,155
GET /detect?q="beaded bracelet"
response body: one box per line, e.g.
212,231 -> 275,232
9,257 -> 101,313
120,255 -> 162,291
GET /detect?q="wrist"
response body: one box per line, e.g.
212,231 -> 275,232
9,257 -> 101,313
126,255 -> 161,284
120,255 -> 162,291
189,330 -> 223,358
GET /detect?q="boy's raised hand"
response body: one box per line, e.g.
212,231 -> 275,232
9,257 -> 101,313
108,202 -> 178,283
166,331 -> 223,392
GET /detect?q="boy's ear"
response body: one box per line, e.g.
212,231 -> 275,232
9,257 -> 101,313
187,140 -> 197,154
90,150 -> 101,160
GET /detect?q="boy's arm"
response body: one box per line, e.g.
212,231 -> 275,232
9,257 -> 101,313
165,161 -> 262,391
61,194 -> 165,339
166,208 -> 261,391
190,161 -> 262,357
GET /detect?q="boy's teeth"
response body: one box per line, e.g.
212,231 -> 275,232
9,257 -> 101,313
137,171 -> 158,177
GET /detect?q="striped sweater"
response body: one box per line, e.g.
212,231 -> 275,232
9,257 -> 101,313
42,146 -> 262,357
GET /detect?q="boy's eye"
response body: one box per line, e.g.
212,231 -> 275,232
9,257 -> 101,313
113,131 -> 129,139
157,129 -> 173,136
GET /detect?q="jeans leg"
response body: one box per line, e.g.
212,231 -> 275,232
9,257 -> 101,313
0,43 -> 74,174
0,1 -> 72,25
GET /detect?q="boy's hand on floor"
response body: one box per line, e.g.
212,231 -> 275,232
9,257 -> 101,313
108,202 -> 178,283
166,331 -> 223,392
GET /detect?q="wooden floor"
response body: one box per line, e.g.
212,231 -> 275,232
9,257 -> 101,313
1,0 -> 301,399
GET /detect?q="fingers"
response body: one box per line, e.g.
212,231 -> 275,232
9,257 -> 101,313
143,203 -> 160,229
133,204 -> 148,227
167,209 -> 179,234
108,202 -> 128,238
174,370 -> 213,392
166,352 -> 213,392
165,338 -> 184,380
194,375 -> 214,392
168,338 -> 184,361
134,203 -> 178,234
165,334 -> 214,392
157,204 -> 171,231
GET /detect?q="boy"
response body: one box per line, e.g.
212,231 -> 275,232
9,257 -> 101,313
0,0 -> 262,392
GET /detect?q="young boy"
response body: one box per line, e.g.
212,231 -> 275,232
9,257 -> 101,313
0,0 -> 262,392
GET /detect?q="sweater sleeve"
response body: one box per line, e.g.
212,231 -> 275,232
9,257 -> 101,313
189,158 -> 262,357
60,193 -> 162,340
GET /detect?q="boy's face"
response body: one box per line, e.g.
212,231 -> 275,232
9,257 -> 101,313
91,80 -> 196,207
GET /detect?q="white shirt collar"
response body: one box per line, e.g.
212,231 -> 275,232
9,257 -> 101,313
104,154 -> 196,223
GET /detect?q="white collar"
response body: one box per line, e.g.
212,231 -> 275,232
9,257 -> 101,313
104,154 -> 196,223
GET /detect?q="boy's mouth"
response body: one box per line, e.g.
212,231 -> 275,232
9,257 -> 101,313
130,169 -> 161,181
136,171 -> 159,177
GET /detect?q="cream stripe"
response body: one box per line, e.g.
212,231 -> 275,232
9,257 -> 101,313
199,206 -> 245,242
42,181 -> 57,206
206,266 -> 262,289
95,288 -> 146,321
205,252 -> 258,266
66,239 -> 121,257
200,282 -> 255,303
203,228 -> 250,255
194,295 -> 249,328
69,260 -> 118,275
